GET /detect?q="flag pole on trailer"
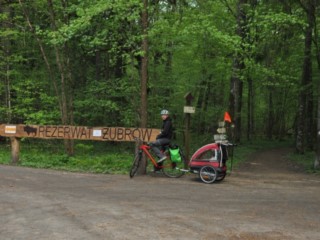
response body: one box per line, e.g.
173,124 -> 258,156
224,112 -> 235,175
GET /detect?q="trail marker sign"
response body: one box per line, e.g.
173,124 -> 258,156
0,124 -> 160,142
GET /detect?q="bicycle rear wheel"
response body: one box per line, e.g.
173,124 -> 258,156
162,153 -> 186,178
130,152 -> 142,178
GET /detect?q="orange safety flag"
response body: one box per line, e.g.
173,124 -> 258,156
224,112 -> 232,123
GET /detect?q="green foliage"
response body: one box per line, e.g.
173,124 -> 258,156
147,0 -> 237,132
0,138 -> 307,177
0,141 -> 133,174
11,78 -> 59,124
73,78 -> 139,126
289,151 -> 320,175
44,0 -> 142,56
0,0 -> 319,157
0,143 -> 10,164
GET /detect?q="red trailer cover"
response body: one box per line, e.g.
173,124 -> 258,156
189,143 -> 223,169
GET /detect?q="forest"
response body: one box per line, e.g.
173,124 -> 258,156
0,0 -> 319,169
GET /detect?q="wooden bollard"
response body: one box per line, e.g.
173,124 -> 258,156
10,137 -> 20,164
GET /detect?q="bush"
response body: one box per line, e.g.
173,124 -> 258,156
0,140 -> 133,174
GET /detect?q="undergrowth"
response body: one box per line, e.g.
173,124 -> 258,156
0,140 -> 133,174
0,138 -> 318,175
288,151 -> 320,175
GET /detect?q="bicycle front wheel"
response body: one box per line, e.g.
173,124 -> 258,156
162,154 -> 186,178
130,152 -> 142,178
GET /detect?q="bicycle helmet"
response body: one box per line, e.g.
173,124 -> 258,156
160,109 -> 169,115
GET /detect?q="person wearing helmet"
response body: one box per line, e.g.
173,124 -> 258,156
151,109 -> 173,163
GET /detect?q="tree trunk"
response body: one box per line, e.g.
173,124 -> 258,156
140,0 -> 148,129
267,88 -> 274,139
1,5 -> 12,123
20,0 -> 75,155
247,77 -> 254,141
47,0 -> 75,155
316,90 -> 320,169
138,0 -> 149,174
296,0 -> 314,153
305,0 -> 317,150
313,1 -> 320,169
229,0 -> 247,143
19,0 -> 62,112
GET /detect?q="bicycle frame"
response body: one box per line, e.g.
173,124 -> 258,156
139,144 -> 161,168
130,139 -> 186,178
139,143 -> 176,170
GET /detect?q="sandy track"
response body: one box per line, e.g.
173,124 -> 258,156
0,147 -> 319,240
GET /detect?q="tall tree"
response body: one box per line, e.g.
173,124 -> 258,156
244,0 -> 258,141
0,3 -> 13,123
19,0 -> 75,155
229,0 -> 247,142
47,0 -> 75,155
140,0 -> 148,129
312,1 -> 320,169
139,0 -> 149,173
296,0 -> 315,153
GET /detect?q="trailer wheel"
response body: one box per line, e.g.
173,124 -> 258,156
215,173 -> 226,182
199,166 -> 217,184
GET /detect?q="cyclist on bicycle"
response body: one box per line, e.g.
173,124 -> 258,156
151,109 -> 173,163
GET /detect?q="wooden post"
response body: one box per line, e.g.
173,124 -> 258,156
10,137 -> 20,165
135,138 -> 145,175
184,92 -> 194,166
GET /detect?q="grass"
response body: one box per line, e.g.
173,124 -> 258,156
0,138 -> 318,175
233,139 -> 320,175
288,151 -> 320,175
224,139 -> 295,169
0,140 -> 134,174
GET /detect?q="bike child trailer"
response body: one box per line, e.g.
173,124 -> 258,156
189,142 -> 234,184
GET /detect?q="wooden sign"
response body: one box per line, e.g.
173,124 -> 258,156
214,134 -> 227,141
0,124 -> 160,142
217,127 -> 226,134
218,121 -> 225,127
183,106 -> 195,114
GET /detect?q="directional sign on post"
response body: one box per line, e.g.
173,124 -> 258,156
183,106 -> 195,114
184,92 -> 194,166
215,121 -> 228,143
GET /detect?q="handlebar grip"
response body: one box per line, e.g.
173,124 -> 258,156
220,142 -> 237,147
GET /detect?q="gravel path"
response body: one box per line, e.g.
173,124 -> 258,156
0,147 -> 319,240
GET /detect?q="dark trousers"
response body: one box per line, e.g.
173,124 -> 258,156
151,138 -> 171,159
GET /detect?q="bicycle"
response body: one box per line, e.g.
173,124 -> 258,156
129,138 -> 186,178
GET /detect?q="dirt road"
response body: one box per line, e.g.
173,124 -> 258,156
0,147 -> 319,240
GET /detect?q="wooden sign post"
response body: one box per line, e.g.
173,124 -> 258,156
184,92 -> 194,166
0,124 -> 159,142
10,137 -> 20,165
0,124 -> 160,164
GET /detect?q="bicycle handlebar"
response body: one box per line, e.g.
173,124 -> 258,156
133,137 -> 149,145
134,137 -> 237,149
219,142 -> 237,147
